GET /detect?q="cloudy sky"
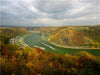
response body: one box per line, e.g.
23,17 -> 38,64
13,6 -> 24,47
0,0 -> 100,26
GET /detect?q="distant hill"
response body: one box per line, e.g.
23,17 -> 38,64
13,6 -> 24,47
0,25 -> 19,27
49,26 -> 100,48
23,25 -> 100,48
0,27 -> 29,44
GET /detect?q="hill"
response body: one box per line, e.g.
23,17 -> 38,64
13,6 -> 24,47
0,27 -> 100,75
49,26 -> 100,48
0,27 -> 29,44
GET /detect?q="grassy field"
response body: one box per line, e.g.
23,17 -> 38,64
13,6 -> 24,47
24,33 -> 100,56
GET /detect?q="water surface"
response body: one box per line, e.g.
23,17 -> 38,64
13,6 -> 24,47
24,33 -> 100,56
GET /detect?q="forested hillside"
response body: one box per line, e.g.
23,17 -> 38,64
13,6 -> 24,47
0,28 -> 29,44
49,26 -> 100,48
0,27 -> 100,75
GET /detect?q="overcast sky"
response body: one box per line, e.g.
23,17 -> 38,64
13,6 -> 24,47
0,0 -> 100,26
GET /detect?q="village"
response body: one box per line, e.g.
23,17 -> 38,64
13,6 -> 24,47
10,36 -> 20,44
10,35 -> 29,49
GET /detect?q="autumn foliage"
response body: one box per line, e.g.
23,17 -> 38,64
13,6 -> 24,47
0,28 -> 29,44
49,28 -> 100,48
0,27 -> 100,75
1,46 -> 100,75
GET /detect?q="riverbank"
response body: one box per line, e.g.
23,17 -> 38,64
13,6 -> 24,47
17,35 -> 29,46
42,33 -> 100,50
24,32 -> 100,56
10,34 -> 31,48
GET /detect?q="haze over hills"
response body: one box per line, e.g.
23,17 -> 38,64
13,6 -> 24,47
0,25 -> 100,27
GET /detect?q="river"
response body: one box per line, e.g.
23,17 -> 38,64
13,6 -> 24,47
24,32 -> 100,56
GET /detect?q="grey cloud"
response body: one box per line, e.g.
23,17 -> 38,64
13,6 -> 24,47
0,0 -> 100,26
33,0 -> 100,19
34,0 -> 73,14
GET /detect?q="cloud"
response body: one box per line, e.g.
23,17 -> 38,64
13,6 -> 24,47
0,0 -> 100,26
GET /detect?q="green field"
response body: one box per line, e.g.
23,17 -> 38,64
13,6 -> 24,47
24,33 -> 100,56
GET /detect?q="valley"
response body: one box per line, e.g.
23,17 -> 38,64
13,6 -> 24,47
1,26 -> 100,75
24,32 -> 100,56
1,0 -> 100,74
